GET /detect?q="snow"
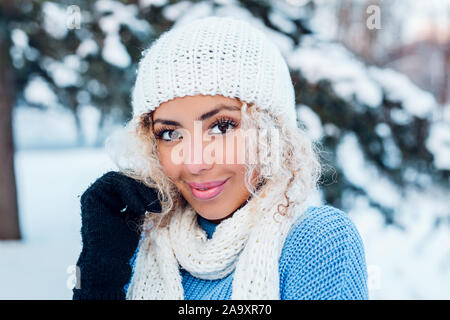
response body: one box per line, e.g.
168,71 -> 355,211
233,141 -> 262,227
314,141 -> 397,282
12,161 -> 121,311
308,1 -> 338,41
287,36 -> 447,172
0,147 -> 117,299
375,123 -> 391,138
337,131 -> 450,299
273,0 -> 311,21
162,2 -> 295,57
169,1 -> 214,25
266,28 -> 295,57
43,57 -> 80,88
76,105 -> 102,147
297,104 -> 324,141
374,123 -> 403,169
23,77 -> 58,108
369,67 -> 437,119
389,108 -> 412,125
285,0 -> 310,5
11,29 -> 28,49
426,118 -> 450,170
337,132 -> 401,208
102,34 -> 131,69
10,28 -> 38,68
42,2 -> 68,40
349,187 -> 450,299
139,0 -> 168,8
12,105 -> 118,150
323,122 -> 341,137
76,39 -> 99,58
288,38 -> 383,108
381,135 -> 402,169
268,8 -> 297,34
96,0 -> 151,68
13,106 -> 79,149
96,0 -> 151,36
287,37 -> 438,121
163,1 -> 193,21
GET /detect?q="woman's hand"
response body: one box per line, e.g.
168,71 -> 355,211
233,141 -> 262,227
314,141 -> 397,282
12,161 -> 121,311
83,171 -> 161,217
73,171 -> 161,300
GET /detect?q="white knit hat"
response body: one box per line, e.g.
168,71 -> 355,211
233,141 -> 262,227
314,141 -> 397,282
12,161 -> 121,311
131,16 -> 297,127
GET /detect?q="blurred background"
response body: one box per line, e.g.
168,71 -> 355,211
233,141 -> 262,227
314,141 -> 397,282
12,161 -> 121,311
0,0 -> 449,299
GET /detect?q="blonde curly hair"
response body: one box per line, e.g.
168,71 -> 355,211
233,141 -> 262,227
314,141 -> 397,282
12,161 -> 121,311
105,100 -> 322,251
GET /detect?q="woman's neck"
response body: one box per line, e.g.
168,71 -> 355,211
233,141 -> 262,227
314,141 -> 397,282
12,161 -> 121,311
205,196 -> 251,224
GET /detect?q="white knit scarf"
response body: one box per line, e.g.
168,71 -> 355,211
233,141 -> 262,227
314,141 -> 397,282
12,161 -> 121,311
125,176 -> 305,300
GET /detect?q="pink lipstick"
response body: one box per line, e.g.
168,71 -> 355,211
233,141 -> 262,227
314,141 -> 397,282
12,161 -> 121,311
187,178 -> 229,200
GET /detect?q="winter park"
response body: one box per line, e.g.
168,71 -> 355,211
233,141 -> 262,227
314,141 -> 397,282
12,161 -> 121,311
0,0 -> 449,300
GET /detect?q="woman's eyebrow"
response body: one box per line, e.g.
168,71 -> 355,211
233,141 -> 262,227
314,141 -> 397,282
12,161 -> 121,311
153,104 -> 240,126
152,119 -> 181,126
196,104 -> 240,121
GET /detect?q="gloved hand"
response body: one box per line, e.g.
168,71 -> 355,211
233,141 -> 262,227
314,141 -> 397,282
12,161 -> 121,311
73,171 -> 161,300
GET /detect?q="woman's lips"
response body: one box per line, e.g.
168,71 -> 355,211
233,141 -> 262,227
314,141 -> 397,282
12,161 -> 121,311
187,178 -> 229,200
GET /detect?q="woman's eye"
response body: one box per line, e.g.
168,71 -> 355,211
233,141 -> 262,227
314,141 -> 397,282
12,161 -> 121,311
161,130 -> 182,141
209,121 -> 236,135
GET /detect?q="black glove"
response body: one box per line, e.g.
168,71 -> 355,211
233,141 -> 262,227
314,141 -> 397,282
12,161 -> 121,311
73,171 -> 161,300
85,171 -> 161,231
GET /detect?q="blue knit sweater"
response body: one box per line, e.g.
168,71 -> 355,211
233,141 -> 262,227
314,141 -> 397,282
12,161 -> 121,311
125,205 -> 369,300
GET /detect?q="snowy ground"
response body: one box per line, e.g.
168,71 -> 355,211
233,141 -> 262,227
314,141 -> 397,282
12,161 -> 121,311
0,147 -> 117,299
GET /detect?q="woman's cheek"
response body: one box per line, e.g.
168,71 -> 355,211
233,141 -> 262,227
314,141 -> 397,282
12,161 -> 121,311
226,129 -> 247,165
157,144 -> 178,177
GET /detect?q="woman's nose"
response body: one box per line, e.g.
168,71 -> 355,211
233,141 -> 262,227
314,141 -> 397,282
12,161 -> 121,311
185,162 -> 213,175
183,131 -> 214,175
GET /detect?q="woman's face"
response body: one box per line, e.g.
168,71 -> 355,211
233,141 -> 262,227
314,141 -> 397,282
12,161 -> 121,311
152,94 -> 257,223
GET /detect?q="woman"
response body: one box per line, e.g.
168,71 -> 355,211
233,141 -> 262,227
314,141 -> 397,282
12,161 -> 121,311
73,16 -> 368,300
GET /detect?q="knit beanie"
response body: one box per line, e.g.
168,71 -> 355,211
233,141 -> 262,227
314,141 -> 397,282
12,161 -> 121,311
131,16 -> 297,127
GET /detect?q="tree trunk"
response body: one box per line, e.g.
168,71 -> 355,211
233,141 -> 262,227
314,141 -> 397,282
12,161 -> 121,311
0,2 -> 21,240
